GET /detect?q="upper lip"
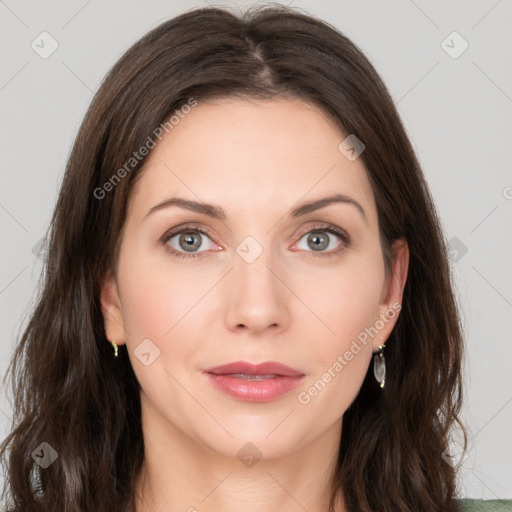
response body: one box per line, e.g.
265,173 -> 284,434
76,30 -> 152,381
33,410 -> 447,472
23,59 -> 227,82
203,361 -> 304,377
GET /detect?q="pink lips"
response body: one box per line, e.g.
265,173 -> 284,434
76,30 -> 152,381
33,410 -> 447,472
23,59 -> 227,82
203,361 -> 305,403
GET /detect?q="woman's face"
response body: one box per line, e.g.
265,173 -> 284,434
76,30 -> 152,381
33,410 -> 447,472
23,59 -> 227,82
101,97 -> 408,460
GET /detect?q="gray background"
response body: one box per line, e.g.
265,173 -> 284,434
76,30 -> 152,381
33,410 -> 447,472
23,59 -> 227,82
1,0 -> 511,499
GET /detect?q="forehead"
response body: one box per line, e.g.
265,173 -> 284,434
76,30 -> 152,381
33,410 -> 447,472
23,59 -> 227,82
127,97 -> 377,223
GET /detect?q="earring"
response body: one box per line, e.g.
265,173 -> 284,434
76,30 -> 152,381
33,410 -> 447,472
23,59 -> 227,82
373,343 -> 386,388
111,341 -> 118,358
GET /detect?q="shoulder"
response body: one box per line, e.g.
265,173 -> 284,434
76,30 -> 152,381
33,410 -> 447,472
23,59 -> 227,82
458,499 -> 512,511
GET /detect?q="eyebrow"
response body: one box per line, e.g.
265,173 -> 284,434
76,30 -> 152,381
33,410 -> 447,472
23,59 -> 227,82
144,193 -> 366,222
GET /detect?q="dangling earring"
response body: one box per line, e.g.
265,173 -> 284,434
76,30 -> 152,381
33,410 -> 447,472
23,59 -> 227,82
373,343 -> 386,388
111,341 -> 118,358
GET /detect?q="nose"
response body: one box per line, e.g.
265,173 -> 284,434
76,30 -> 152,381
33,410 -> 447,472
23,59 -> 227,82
223,240 -> 291,336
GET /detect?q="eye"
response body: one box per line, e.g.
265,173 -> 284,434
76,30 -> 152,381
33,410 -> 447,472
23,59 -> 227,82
293,223 -> 351,257
159,222 -> 351,260
160,224 -> 218,260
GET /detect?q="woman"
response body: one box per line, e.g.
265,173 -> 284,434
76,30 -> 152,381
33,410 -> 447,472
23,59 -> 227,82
1,4 -> 509,512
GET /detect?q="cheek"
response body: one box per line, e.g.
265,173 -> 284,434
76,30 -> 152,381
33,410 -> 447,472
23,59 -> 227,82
118,245 -> 213,366
292,249 -> 386,352
294,259 -> 382,417
117,244 -> 185,345
122,277 -> 170,339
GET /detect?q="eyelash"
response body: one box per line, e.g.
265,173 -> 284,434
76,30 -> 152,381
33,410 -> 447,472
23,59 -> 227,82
159,222 -> 351,260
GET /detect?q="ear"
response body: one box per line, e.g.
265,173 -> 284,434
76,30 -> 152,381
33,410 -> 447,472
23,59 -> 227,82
372,238 -> 409,351
99,271 -> 127,347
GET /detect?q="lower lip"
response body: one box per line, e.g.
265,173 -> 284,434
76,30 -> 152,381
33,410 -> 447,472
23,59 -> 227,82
204,373 -> 304,402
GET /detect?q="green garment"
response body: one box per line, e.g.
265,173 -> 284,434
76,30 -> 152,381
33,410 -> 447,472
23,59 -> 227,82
458,499 -> 512,511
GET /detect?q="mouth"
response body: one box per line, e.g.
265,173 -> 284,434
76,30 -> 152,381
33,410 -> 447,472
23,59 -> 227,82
202,361 -> 305,402
203,361 -> 305,377
223,373 -> 281,380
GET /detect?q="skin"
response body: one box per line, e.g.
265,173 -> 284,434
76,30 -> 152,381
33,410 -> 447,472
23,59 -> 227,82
100,97 -> 409,512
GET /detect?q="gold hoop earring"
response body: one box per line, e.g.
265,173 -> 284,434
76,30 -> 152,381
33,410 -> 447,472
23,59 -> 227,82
111,341 -> 118,358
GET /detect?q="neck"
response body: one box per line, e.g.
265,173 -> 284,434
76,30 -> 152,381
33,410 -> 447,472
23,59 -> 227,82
132,394 -> 346,512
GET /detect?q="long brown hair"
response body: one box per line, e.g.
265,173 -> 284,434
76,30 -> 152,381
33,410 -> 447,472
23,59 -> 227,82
0,4 -> 465,511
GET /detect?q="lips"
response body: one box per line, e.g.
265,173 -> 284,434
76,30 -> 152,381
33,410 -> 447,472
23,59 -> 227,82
203,361 -> 304,378
203,361 -> 305,402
